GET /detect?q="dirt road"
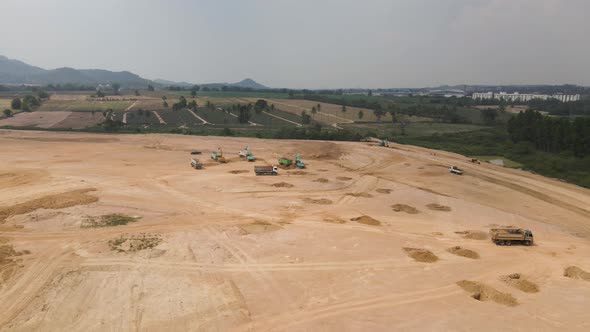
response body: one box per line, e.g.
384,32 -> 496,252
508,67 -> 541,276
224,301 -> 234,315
0,130 -> 589,331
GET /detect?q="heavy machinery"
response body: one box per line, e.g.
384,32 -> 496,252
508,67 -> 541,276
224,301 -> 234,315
254,165 -> 278,175
239,145 -> 256,162
278,157 -> 293,168
449,165 -> 463,175
190,158 -> 203,169
490,228 -> 534,246
378,139 -> 389,147
295,154 -> 305,169
210,147 -> 226,163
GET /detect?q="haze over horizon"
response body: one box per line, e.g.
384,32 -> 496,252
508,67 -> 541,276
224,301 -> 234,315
1,0 -> 589,89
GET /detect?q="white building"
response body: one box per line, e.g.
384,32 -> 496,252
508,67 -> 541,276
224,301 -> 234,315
472,92 -> 580,103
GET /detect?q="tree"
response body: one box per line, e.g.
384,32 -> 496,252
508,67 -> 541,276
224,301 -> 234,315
96,89 -> 105,98
358,110 -> 364,120
162,101 -> 168,108
311,106 -> 317,118
301,111 -> 311,124
270,104 -> 275,111
37,90 -> 49,99
112,83 -> 121,95
162,95 -> 167,101
238,105 -> 251,123
368,90 -> 373,97
317,103 -> 321,112
3,109 -> 12,117
190,90 -> 196,98
147,85 -> 155,91
134,90 -> 140,96
341,105 -> 347,113
11,97 -> 21,110
254,99 -> 268,114
480,108 -> 498,125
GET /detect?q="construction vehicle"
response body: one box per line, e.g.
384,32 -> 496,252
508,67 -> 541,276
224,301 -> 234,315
295,154 -> 305,168
278,157 -> 293,168
449,165 -> 463,175
254,165 -> 278,176
210,147 -> 226,163
378,139 -> 389,147
239,145 -> 256,162
190,150 -> 202,155
190,158 -> 203,169
490,228 -> 534,246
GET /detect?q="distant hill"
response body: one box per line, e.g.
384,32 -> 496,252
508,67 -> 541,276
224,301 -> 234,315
0,55 -> 150,87
232,78 -> 268,89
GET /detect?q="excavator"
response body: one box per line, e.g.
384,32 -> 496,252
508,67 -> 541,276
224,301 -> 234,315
210,147 -> 226,163
239,145 -> 256,162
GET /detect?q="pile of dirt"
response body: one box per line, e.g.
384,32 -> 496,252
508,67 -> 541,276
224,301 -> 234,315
447,246 -> 480,259
564,266 -> 590,281
289,171 -> 308,175
456,280 -> 518,306
432,232 -> 444,236
0,188 -> 98,223
271,182 -> 294,188
239,221 -> 282,235
322,217 -> 347,224
350,216 -> 381,226
300,142 -> 343,160
376,189 -> 392,194
402,247 -> 438,263
229,170 -> 249,174
108,233 -> 162,253
426,203 -> 452,212
0,241 -> 30,284
303,198 -> 333,205
455,230 -> 488,240
392,204 -> 419,214
336,177 -> 352,181
81,214 -> 140,228
313,178 -> 329,183
501,273 -> 540,293
346,192 -> 373,198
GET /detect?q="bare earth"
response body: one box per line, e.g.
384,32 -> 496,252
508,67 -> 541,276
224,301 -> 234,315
0,130 -> 589,331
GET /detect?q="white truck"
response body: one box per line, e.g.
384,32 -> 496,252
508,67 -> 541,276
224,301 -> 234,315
449,165 -> 464,175
190,158 -> 203,169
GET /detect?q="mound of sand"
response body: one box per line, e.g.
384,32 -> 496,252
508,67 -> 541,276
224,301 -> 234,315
289,171 -> 308,175
564,266 -> 590,281
376,189 -> 392,194
501,273 -> 540,293
403,247 -> 438,263
456,280 -> 518,306
303,198 -> 333,205
392,204 -> 419,214
239,221 -> 282,235
346,192 -> 373,198
447,246 -> 480,259
272,182 -> 294,188
0,188 -> 98,223
323,217 -> 347,224
0,241 -> 30,284
455,230 -> 488,240
229,170 -> 249,174
426,203 -> 452,212
350,216 -> 381,226
313,178 -> 329,183
336,177 -> 352,181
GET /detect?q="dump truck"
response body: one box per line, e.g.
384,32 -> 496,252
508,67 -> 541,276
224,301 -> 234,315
490,228 -> 534,246
190,158 -> 202,169
239,145 -> 256,162
211,147 -> 226,163
378,139 -> 389,147
254,165 -> 278,176
278,157 -> 293,167
449,165 -> 463,175
295,154 -> 305,169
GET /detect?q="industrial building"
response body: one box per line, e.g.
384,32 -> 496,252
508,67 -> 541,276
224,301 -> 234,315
472,92 -> 580,103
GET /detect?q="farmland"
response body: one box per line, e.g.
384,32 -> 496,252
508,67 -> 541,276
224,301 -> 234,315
38,99 -> 134,112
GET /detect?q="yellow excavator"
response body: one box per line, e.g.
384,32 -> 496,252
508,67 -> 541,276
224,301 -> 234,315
210,147 -> 227,163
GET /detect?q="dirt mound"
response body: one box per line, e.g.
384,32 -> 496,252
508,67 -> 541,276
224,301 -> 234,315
564,266 -> 590,281
456,280 -> 518,306
501,273 -> 540,293
403,247 -> 438,263
109,233 -> 162,253
455,230 -> 488,240
322,217 -> 347,224
376,189 -> 392,194
82,214 -> 140,228
447,246 -> 480,259
229,170 -> 249,174
336,177 -> 352,181
239,221 -> 282,235
303,198 -> 333,205
271,182 -> 294,188
0,241 -> 30,284
350,216 -> 381,226
313,178 -> 329,183
392,204 -> 419,214
426,203 -> 452,212
0,188 -> 98,223
346,192 -> 373,198
289,171 -> 308,175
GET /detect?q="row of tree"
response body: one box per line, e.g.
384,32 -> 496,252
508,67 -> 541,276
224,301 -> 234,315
507,110 -> 590,157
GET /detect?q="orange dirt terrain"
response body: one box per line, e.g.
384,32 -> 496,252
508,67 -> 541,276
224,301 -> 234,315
0,129 -> 590,331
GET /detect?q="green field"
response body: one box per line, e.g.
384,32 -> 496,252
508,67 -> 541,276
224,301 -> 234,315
39,99 -> 134,112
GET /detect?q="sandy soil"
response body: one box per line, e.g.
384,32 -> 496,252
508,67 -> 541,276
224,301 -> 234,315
0,111 -> 71,128
0,130 -> 589,331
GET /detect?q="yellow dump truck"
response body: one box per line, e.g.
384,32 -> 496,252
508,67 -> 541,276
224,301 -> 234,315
490,228 -> 533,246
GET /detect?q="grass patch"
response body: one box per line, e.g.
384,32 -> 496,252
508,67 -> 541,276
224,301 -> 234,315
108,233 -> 161,252
82,213 -> 139,228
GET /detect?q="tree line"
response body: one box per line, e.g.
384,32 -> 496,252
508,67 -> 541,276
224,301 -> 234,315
507,110 -> 590,157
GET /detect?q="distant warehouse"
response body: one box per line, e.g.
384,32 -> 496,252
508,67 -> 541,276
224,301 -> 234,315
472,92 -> 580,103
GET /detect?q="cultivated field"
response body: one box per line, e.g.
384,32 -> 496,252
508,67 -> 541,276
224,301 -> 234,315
0,111 -> 104,129
39,99 -> 135,112
0,98 -> 12,111
1,130 -> 589,330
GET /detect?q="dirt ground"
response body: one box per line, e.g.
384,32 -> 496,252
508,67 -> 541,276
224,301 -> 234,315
0,130 -> 589,331
0,111 -> 104,129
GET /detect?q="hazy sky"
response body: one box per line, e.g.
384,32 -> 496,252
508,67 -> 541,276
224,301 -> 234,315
1,0 -> 589,88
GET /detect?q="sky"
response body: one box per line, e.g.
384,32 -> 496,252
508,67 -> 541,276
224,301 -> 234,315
1,0 -> 589,89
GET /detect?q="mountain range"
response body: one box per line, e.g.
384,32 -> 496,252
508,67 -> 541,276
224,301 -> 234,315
0,55 -> 269,89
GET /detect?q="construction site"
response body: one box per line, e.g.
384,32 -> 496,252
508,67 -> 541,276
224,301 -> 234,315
1,130 -> 590,331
